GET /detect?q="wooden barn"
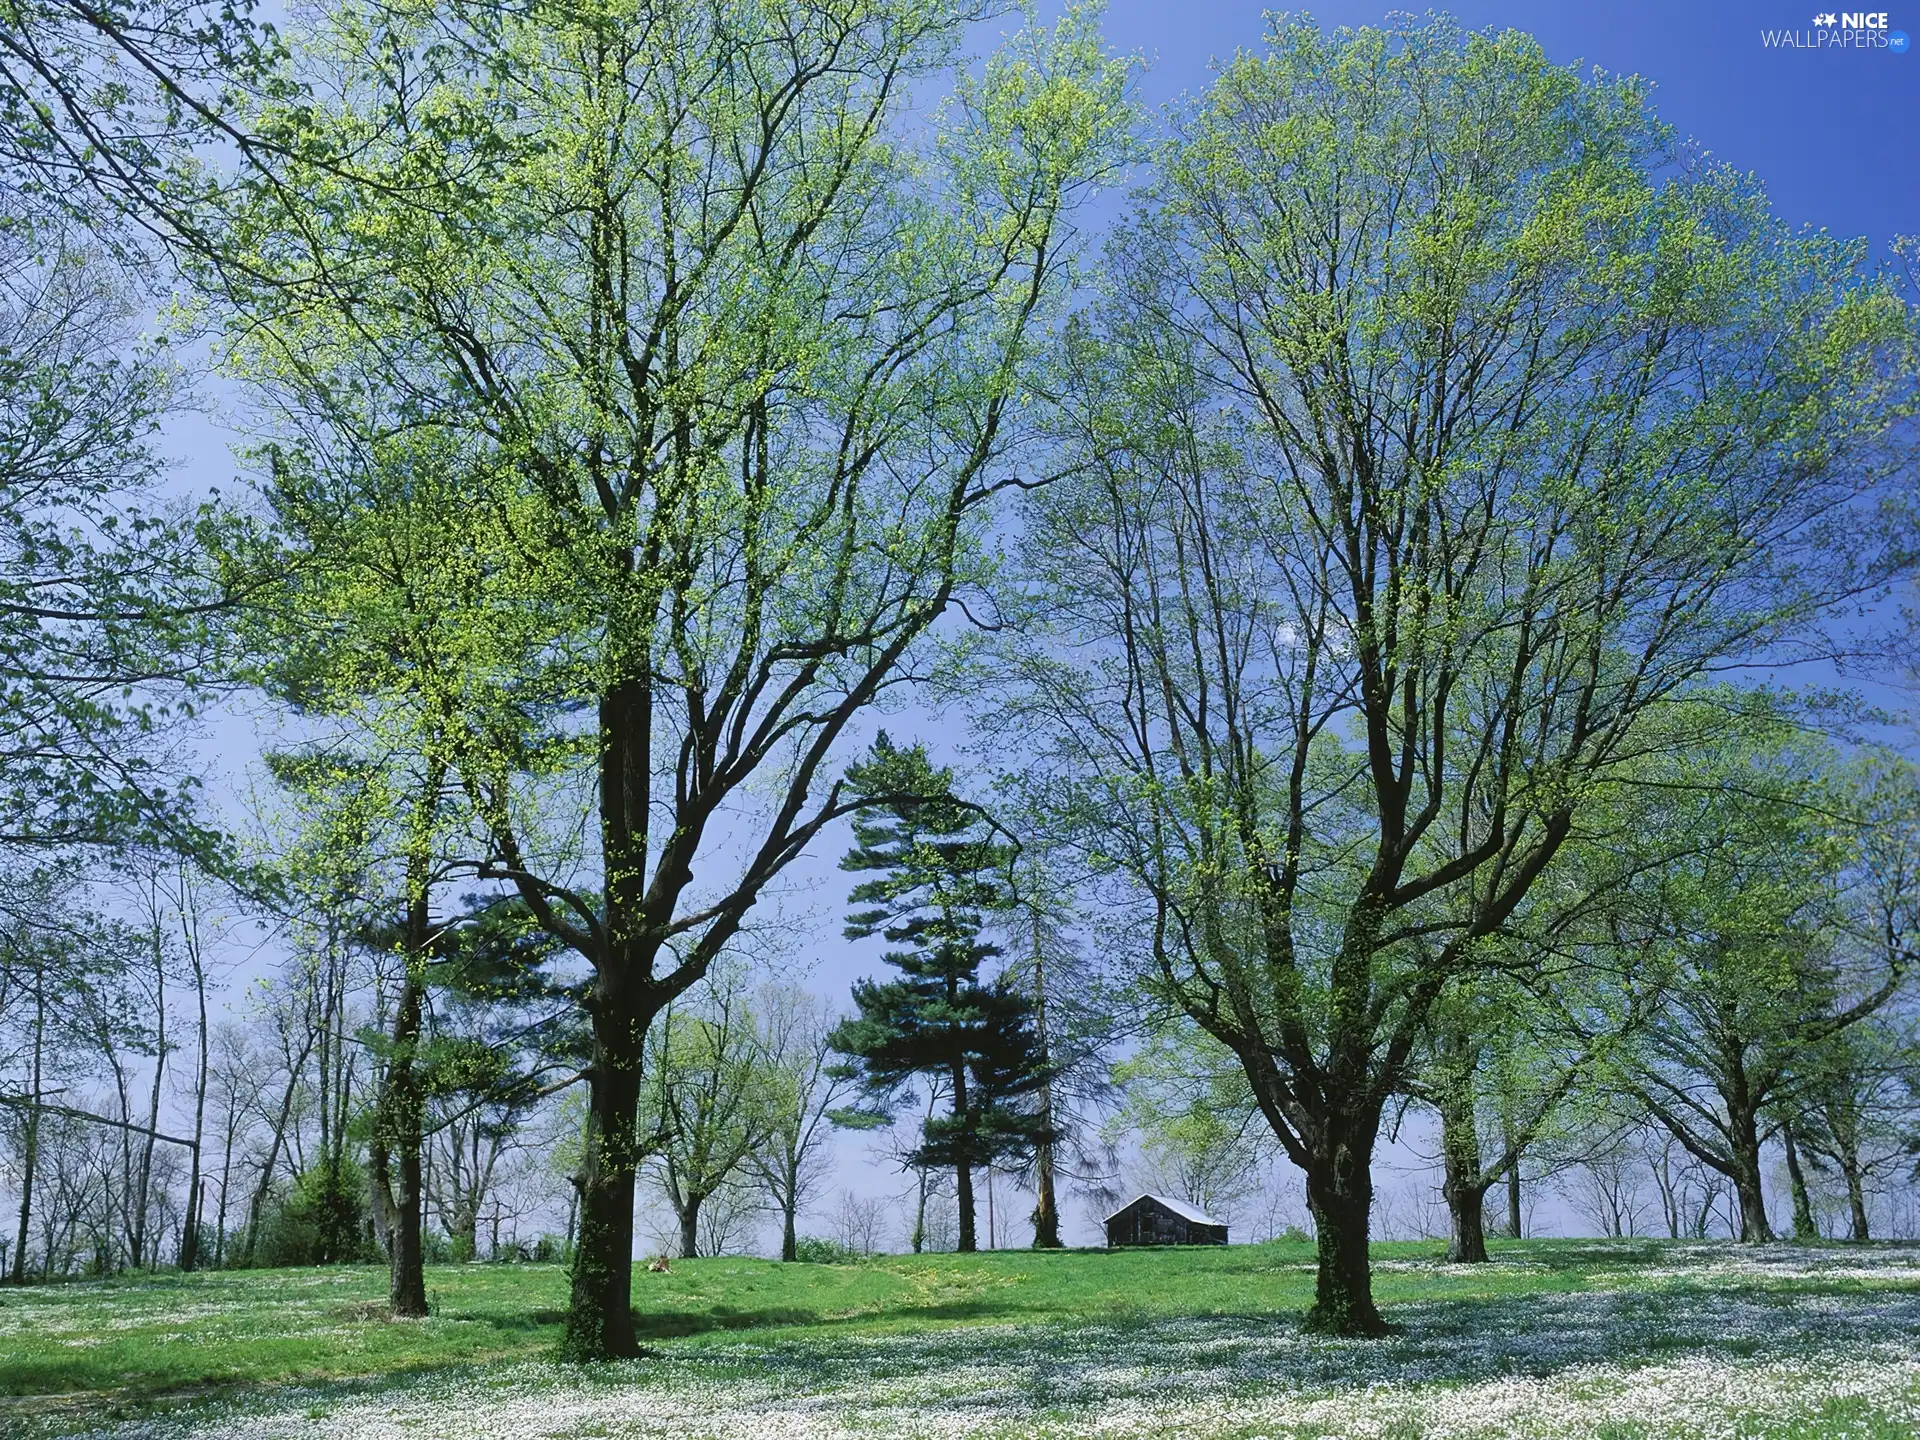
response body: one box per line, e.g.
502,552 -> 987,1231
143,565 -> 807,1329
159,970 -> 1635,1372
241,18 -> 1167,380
1103,1193 -> 1229,1247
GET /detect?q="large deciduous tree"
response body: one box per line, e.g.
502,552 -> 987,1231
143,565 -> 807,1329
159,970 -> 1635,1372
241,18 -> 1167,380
749,985 -> 855,1263
641,977 -> 776,1260
1615,743 -> 1917,1242
1414,971 -> 1596,1264
226,418 -> 538,1315
211,0 -> 1131,1357
997,16 -> 1918,1333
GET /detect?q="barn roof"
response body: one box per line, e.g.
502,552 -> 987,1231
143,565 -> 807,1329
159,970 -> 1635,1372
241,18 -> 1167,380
1102,1192 -> 1227,1228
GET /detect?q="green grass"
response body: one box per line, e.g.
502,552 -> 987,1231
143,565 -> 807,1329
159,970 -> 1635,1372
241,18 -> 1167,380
0,1238 -> 1596,1401
5,1239 -> 1919,1438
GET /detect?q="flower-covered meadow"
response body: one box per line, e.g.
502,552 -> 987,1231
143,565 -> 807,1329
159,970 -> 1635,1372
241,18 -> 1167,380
7,1242 -> 1920,1440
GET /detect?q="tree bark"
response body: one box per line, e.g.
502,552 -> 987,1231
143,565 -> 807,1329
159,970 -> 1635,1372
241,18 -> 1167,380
985,1164 -> 995,1250
1506,1164 -> 1522,1239
10,986 -> 43,1284
368,1138 -> 396,1256
780,1192 -> 798,1263
1438,1071 -> 1489,1263
215,1096 -> 237,1268
1782,1126 -> 1818,1242
955,1159 -> 976,1253
384,966 -> 428,1317
910,1167 -> 928,1254
563,973 -> 648,1361
1730,1155 -> 1773,1243
130,922 -> 167,1270
677,1197 -> 701,1260
950,1050 -> 977,1253
179,901 -> 210,1273
559,659 -> 664,1360
379,761 -> 444,1316
1028,918 -> 1061,1249
242,1035 -> 310,1265
1304,1140 -> 1387,1335
1445,1179 -> 1491,1265
1728,1103 -> 1774,1242
1030,1143 -> 1061,1250
1844,1166 -> 1870,1242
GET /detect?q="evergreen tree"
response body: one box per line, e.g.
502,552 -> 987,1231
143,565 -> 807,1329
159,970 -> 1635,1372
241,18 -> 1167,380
828,736 -> 1052,1252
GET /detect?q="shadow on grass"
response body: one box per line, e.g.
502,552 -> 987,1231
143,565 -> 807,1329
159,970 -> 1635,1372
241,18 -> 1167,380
470,1305 -> 838,1339
1489,1239 -> 1674,1272
688,1273 -> 1920,1415
466,1297 -> 1051,1340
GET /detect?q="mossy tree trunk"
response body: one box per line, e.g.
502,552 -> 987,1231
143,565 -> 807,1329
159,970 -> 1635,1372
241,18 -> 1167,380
1304,1128 -> 1387,1336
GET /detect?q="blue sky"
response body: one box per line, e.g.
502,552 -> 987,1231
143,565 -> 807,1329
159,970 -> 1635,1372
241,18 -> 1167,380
1100,1 -> 1919,247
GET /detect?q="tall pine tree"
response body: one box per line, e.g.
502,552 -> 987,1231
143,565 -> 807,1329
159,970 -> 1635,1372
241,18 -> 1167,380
828,736 -> 1052,1252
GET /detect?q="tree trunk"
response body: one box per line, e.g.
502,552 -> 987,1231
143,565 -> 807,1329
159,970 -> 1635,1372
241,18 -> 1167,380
955,1161 -> 976,1253
1030,1143 -> 1061,1250
242,1049 -> 307,1265
368,1138 -> 397,1257
105,1044 -> 135,1272
383,968 -> 429,1317
562,981 -> 648,1361
10,987 -> 43,1284
678,1196 -> 701,1260
1845,1167 -> 1870,1242
1446,1181 -> 1491,1265
215,1103 -> 236,1268
561,664 -> 665,1362
1304,1141 -> 1387,1335
177,1179 -> 202,1272
179,912 -> 210,1273
1728,1105 -> 1774,1242
131,923 -> 167,1270
1782,1126 -> 1818,1242
1728,1152 -> 1766,1244
1506,1163 -> 1522,1239
776,1153 -> 801,1261
381,765 -> 444,1316
1438,1077 -> 1489,1263
951,1053 -> 976,1253
1028,918 -> 1062,1249
985,1164 -> 995,1250
451,1195 -> 481,1262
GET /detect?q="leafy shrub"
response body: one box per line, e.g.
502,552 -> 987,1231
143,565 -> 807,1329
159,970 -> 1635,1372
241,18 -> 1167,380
255,1161 -> 375,1266
792,1236 -> 863,1264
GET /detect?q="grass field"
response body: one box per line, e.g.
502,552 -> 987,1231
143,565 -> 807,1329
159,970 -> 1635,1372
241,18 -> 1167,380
4,1239 -> 1919,1439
